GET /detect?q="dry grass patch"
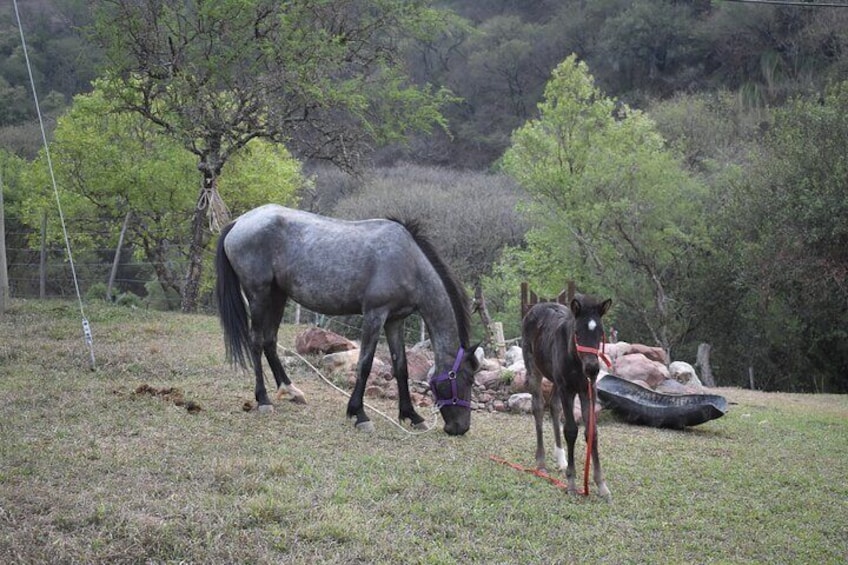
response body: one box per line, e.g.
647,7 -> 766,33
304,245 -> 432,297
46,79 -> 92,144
1,299 -> 846,563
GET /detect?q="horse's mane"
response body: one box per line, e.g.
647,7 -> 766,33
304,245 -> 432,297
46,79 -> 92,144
388,217 -> 472,347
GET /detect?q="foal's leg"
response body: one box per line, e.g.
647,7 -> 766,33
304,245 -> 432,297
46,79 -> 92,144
346,308 -> 389,432
548,382 -> 567,471
579,385 -> 611,498
385,319 -> 426,429
561,388 -> 580,494
525,361 -> 548,471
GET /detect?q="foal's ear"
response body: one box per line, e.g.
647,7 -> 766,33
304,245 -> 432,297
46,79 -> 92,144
570,298 -> 582,317
600,298 -> 613,317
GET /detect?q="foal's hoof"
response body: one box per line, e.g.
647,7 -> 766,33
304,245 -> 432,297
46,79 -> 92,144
412,421 -> 430,431
257,404 -> 275,414
355,420 -> 376,433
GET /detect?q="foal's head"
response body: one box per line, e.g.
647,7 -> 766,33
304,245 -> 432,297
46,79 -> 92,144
570,294 -> 613,380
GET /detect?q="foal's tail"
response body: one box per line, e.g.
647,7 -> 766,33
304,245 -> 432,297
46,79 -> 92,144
215,222 -> 251,369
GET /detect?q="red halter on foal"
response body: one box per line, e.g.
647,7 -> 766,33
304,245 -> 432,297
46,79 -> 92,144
573,334 -> 613,369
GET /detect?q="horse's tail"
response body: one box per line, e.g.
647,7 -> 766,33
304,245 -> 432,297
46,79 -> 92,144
215,222 -> 251,369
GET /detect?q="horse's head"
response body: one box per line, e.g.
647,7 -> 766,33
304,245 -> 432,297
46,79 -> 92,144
429,345 -> 480,435
570,295 -> 613,380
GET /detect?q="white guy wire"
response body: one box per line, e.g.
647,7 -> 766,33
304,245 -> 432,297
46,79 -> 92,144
13,0 -> 95,369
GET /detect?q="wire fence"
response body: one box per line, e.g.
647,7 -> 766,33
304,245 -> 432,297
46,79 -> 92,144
4,240 -> 430,347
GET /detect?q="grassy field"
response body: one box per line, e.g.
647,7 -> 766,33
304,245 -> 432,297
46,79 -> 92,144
1,299 -> 846,564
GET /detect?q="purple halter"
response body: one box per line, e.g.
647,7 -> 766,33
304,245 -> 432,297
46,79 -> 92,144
429,347 -> 471,409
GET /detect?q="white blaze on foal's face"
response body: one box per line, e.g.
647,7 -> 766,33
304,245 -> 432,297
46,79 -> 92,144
587,319 -> 598,332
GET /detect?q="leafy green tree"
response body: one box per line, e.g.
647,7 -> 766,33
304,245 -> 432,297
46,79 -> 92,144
727,82 -> 848,392
89,0 -> 454,311
500,55 -> 709,353
19,85 -> 302,301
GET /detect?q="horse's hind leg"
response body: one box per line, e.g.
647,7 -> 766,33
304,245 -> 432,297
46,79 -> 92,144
385,319 -> 426,429
264,293 -> 306,404
249,290 -> 305,411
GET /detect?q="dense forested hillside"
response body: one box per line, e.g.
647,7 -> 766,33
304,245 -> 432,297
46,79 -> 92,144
3,1 -> 847,164
1,1 -> 846,393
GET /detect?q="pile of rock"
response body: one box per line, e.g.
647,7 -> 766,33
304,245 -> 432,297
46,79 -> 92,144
293,327 -> 710,418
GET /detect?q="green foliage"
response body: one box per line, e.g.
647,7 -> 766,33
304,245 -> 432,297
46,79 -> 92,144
722,82 -> 848,392
143,279 -> 181,311
15,83 -> 304,300
114,291 -> 142,308
480,246 -> 534,339
500,55 -> 710,350
84,282 -> 109,303
90,0 -> 454,169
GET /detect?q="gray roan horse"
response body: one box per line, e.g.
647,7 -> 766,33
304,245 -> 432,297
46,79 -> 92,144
215,204 -> 479,435
521,295 -> 613,497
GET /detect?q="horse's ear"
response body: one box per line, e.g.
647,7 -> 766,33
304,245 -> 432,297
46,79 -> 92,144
600,298 -> 612,317
570,298 -> 582,317
465,343 -> 483,372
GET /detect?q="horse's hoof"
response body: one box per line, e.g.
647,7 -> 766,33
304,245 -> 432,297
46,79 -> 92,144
598,485 -> 612,500
257,404 -> 275,414
355,421 -> 375,433
412,421 -> 429,431
275,385 -> 307,404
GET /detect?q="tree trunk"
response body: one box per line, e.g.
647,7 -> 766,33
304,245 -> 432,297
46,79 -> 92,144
181,180 -> 212,313
696,342 -> 715,387
474,284 -> 495,345
474,285 -> 493,326
182,154 -> 230,313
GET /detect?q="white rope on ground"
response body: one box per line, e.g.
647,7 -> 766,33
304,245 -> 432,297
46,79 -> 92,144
279,345 -> 440,436
13,0 -> 95,369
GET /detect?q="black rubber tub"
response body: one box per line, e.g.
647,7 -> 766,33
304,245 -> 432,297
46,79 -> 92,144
596,374 -> 728,429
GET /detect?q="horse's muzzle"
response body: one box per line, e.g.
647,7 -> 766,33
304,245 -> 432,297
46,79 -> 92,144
581,356 -> 601,379
441,407 -> 471,436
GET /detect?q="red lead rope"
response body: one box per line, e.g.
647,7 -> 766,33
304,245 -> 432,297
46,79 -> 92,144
490,377 -> 597,497
582,379 -> 595,496
492,334 -> 609,495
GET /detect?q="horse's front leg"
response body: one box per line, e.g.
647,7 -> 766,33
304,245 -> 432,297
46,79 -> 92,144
561,388 -> 580,494
548,382 -> 567,471
580,385 -> 611,499
346,309 -> 387,432
385,319 -> 426,429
